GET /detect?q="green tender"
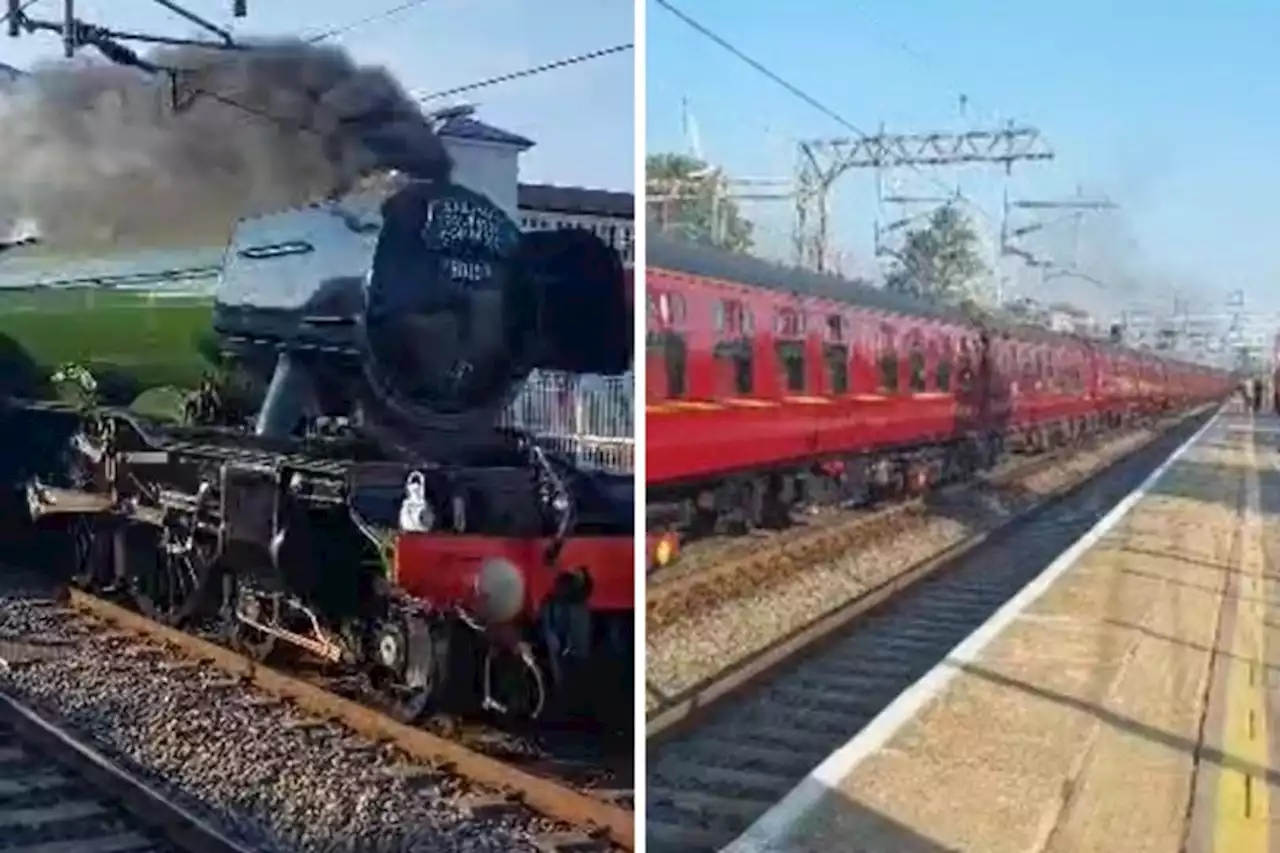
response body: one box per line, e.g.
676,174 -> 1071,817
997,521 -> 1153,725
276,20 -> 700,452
0,287 -> 215,406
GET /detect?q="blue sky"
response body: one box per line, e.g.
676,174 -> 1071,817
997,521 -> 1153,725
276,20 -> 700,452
647,0 -> 1280,325
1,0 -> 634,190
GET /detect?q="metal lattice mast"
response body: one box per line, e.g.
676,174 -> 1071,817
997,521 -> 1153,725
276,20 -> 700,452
792,125 -> 1055,273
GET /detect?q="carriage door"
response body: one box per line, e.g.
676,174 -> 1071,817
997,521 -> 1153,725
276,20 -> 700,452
648,290 -> 687,400
823,314 -> 850,395
646,290 -> 669,401
878,322 -> 900,395
713,298 -> 754,398
906,330 -> 928,394
775,306 -> 807,395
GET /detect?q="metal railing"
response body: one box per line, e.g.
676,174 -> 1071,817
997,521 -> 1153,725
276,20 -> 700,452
502,370 -> 634,474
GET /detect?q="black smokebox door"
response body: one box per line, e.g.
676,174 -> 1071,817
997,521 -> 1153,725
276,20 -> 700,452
365,181 -> 523,415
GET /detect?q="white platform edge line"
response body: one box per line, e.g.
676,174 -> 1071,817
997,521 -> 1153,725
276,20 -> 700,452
723,408 -> 1224,853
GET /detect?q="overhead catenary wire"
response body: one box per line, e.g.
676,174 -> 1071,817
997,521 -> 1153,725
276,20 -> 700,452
651,0 -> 1120,304
418,42 -> 633,102
6,1 -> 625,147
181,42 -> 635,137
651,0 -> 1000,231
304,0 -> 435,44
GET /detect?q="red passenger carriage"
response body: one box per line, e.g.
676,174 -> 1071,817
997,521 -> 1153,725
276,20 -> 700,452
646,236 -> 1232,542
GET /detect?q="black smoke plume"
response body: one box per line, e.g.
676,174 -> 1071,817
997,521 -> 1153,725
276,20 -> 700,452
0,38 -> 452,248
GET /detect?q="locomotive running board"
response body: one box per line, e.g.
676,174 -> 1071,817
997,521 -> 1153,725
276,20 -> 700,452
25,481 -> 164,526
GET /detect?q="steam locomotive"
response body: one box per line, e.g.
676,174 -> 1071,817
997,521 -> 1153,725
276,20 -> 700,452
3,177 -> 635,723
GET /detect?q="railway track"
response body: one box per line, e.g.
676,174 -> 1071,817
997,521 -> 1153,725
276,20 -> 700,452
0,688 -> 250,853
647,422 -> 1158,631
648,447 -> 1058,587
1,584 -> 633,852
644,408 -> 1213,853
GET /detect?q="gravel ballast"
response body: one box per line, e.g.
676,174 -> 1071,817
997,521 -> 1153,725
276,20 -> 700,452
0,588 -> 564,853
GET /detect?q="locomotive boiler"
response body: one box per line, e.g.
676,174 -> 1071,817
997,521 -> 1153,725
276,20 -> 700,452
11,176 -> 635,723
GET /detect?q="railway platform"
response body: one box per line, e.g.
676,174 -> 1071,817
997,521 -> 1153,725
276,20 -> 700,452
724,409 -> 1280,853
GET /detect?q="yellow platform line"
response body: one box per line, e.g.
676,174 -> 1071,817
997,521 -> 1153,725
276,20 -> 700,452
1213,430 -> 1270,851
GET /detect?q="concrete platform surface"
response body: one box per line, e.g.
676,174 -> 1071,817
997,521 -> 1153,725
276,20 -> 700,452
724,411 -> 1280,853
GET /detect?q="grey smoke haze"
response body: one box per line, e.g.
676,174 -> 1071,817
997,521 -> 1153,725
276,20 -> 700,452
0,38 -> 452,247
1018,204 -> 1215,321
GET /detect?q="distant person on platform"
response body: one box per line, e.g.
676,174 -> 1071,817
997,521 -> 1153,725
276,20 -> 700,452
1252,377 -> 1265,413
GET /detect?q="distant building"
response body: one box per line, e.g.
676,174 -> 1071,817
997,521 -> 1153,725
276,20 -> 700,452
436,114 -> 535,221
1044,302 -> 1097,336
435,111 -> 633,265
518,183 -> 634,265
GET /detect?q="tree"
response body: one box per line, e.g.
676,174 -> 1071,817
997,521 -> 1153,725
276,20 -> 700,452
883,203 -> 987,306
645,153 -> 754,252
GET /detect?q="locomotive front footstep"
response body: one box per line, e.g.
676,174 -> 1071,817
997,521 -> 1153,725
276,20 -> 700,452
6,175 -> 635,728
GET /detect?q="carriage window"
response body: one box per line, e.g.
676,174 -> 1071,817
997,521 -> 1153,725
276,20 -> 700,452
936,336 -> 953,392
646,293 -> 667,351
827,314 -> 845,343
776,308 -> 803,337
878,325 -> 898,393
879,351 -> 899,392
714,339 -> 753,395
824,344 -> 849,394
937,356 -> 953,391
908,340 -> 927,392
656,292 -> 672,326
722,299 -> 750,335
713,301 -> 726,333
669,293 -> 688,324
776,341 -> 806,392
957,339 -> 974,394
664,333 -> 687,398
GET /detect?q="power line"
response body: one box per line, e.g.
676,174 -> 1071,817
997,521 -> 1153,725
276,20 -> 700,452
305,0 -> 434,44
187,41 -> 633,136
419,43 -> 633,102
650,0 -> 1123,302
5,2 -> 450,133
7,1 -> 627,182
652,0 -> 867,142
157,0 -> 439,118
651,0 -> 1011,230
843,2 -> 1004,128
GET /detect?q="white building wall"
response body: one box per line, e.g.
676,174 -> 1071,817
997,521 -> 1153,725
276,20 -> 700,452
439,137 -> 523,220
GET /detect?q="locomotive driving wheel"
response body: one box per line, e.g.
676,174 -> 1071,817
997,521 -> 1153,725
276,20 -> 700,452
124,521 -> 220,627
67,517 -> 112,592
368,610 -> 444,723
